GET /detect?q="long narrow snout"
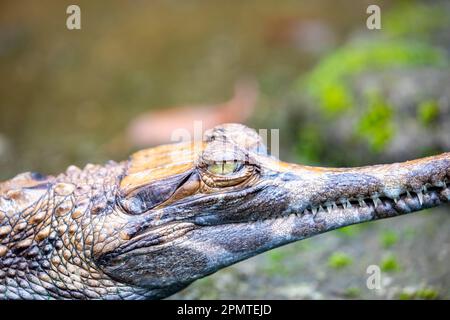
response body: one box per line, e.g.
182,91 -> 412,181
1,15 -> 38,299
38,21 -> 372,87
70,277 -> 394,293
275,152 -> 450,231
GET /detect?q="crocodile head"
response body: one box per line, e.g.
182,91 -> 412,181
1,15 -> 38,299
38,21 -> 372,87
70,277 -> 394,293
95,123 -> 450,298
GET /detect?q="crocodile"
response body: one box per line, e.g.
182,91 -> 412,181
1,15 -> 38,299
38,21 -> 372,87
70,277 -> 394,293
0,123 -> 449,299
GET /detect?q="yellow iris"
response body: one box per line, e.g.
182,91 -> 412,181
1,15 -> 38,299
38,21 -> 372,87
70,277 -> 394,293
207,161 -> 240,175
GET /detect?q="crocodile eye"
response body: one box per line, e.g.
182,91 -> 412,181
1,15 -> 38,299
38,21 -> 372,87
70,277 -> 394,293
201,160 -> 255,188
207,161 -> 242,176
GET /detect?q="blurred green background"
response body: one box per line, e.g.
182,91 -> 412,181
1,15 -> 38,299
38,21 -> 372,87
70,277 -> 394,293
0,0 -> 449,299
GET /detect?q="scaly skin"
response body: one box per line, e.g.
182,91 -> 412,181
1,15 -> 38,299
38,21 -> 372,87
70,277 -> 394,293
0,123 -> 449,299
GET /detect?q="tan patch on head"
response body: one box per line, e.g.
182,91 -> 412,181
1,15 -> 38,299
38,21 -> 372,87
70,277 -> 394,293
120,141 -> 205,194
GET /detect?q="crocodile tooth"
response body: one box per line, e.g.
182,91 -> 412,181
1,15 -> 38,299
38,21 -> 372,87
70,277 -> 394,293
417,191 -> 424,206
407,191 -> 412,199
394,198 -> 398,204
326,204 -> 332,214
346,200 -> 352,209
422,186 -> 427,193
312,207 -> 318,215
332,202 -> 338,210
359,198 -> 366,207
372,197 -> 380,207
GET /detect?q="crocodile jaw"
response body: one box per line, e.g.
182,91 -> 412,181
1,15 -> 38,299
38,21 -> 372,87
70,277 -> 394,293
101,153 -> 450,294
98,124 -> 450,299
174,153 -> 450,280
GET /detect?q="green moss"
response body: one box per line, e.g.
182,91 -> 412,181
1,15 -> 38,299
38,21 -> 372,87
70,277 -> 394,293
380,254 -> 400,272
295,125 -> 323,164
398,287 -> 439,300
398,291 -> 414,300
417,100 -> 440,126
292,239 -> 312,251
357,95 -> 395,152
416,288 -> 439,300
328,252 -> 353,269
343,287 -> 361,299
320,83 -> 353,113
301,40 -> 446,114
268,249 -> 287,263
384,3 -> 449,39
263,250 -> 290,276
294,18 -> 448,156
380,230 -> 399,248
336,225 -> 363,238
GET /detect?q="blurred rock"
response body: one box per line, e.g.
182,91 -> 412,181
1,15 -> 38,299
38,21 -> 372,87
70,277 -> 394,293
354,68 -> 450,160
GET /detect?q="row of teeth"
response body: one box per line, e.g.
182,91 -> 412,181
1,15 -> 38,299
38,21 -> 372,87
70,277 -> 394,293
292,180 -> 448,217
